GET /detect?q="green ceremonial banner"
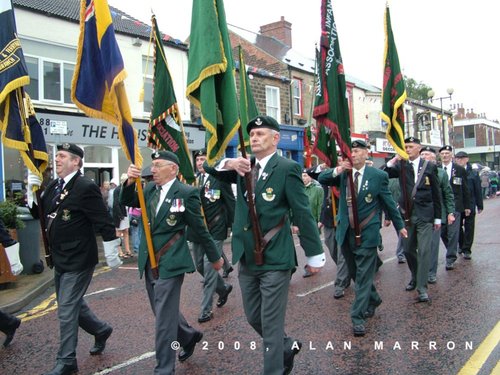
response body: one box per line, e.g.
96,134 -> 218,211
313,0 -> 351,161
381,5 -> 408,159
238,46 -> 258,151
186,0 -> 240,164
147,15 -> 195,184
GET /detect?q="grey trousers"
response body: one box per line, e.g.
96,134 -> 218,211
441,211 -> 461,264
145,266 -> 199,375
54,267 -> 109,366
238,263 -> 294,375
324,226 -> 350,291
428,228 -> 441,278
403,216 -> 434,294
192,240 -> 228,315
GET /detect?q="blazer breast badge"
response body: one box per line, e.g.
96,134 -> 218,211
262,187 -> 275,201
166,214 -> 177,226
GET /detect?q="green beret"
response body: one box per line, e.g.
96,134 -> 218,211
246,115 -> 280,133
151,150 -> 179,165
352,140 -> 368,149
57,143 -> 84,158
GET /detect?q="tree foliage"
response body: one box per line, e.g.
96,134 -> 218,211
405,76 -> 432,100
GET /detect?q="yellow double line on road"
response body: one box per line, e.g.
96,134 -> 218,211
457,320 -> 500,375
16,267 -> 112,322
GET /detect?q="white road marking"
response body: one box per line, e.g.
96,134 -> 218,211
93,351 -> 156,374
296,254 -> 397,297
84,288 -> 116,297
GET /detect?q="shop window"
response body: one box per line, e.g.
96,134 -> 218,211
84,146 -> 112,163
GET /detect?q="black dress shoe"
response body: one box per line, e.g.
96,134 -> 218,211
216,284 -> 233,307
178,332 -> 203,362
445,262 -> 455,270
89,325 -> 112,355
417,292 -> 430,302
197,311 -> 213,323
283,340 -> 302,375
222,266 -> 234,278
333,289 -> 345,299
364,299 -> 382,319
44,363 -> 78,375
353,324 -> 366,337
3,317 -> 20,347
405,280 -> 416,291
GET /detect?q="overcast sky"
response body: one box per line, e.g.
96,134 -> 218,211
109,0 -> 500,122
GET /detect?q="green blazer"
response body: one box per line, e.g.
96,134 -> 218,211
319,166 -> 404,248
437,168 -> 456,221
120,179 -> 220,279
204,154 -> 323,271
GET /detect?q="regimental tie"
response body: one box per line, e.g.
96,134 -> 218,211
149,186 -> 161,224
252,162 -> 261,191
52,178 -> 64,204
354,171 -> 360,195
444,165 -> 449,180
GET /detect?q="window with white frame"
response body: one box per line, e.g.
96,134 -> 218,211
292,78 -> 302,116
24,55 -> 75,105
265,86 -> 280,120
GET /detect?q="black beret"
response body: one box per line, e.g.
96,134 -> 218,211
352,140 -> 368,149
195,149 -> 207,157
455,151 -> 469,158
151,150 -> 179,166
57,143 -> 84,158
404,137 -> 420,144
439,145 -> 453,153
246,115 -> 280,133
420,146 -> 436,154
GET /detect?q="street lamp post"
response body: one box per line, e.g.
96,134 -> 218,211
427,88 -> 454,145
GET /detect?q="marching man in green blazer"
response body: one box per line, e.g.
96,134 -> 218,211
319,140 -> 407,337
121,151 -> 223,374
204,115 -> 325,375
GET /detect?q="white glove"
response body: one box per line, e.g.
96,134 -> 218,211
4,242 -> 23,276
103,238 -> 122,269
27,171 -> 42,208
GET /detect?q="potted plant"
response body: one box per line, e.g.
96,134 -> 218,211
0,200 -> 25,236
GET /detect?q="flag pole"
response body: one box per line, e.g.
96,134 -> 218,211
237,126 -> 265,265
135,179 -> 159,278
19,89 -> 53,268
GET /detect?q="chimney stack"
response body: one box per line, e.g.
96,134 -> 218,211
260,16 -> 292,48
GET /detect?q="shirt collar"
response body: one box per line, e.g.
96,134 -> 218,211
254,152 -> 276,172
60,170 -> 78,186
159,178 -> 176,194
